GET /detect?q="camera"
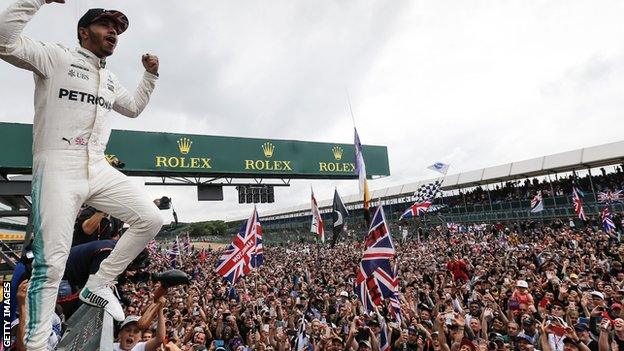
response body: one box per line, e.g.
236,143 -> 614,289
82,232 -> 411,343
156,196 -> 171,210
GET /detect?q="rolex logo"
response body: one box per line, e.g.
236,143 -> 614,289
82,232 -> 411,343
332,146 -> 343,161
262,142 -> 275,158
177,138 -> 192,155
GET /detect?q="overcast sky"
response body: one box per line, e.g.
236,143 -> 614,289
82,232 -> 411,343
2,0 -> 624,223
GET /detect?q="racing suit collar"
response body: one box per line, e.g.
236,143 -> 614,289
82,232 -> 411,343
76,47 -> 107,69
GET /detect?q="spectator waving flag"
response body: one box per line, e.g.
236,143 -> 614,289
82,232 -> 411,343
354,128 -> 371,217
355,206 -> 397,312
414,181 -> 442,203
215,207 -> 261,284
572,187 -> 587,221
602,206 -> 616,233
427,162 -> 450,175
310,187 -> 325,243
598,189 -> 624,204
399,201 -> 432,220
530,191 -> 544,213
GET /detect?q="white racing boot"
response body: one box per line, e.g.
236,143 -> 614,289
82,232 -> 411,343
79,275 -> 125,322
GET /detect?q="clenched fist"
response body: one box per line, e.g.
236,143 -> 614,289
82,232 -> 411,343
142,53 -> 159,75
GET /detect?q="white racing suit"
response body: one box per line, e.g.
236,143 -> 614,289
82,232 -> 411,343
0,0 -> 163,349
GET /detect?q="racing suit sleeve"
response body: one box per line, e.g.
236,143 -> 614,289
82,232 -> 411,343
0,0 -> 60,78
112,71 -> 158,118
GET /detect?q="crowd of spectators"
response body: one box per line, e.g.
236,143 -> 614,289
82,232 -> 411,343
7,167 -> 624,350
445,166 -> 624,209
11,216 -> 624,351
106,218 -> 624,351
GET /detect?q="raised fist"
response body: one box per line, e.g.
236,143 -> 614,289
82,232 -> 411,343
142,53 -> 159,75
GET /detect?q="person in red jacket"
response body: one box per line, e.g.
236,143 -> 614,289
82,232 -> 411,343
447,255 -> 470,282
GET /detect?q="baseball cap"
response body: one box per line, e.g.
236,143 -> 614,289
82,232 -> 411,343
613,303 -> 623,310
78,9 -> 129,35
570,273 -> 578,279
590,291 -> 604,300
339,291 -> 349,298
359,340 -> 372,348
119,315 -> 140,330
516,334 -> 533,344
517,280 -> 529,288
574,323 -> 589,332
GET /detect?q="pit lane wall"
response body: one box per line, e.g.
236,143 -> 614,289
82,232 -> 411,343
0,122 -> 389,179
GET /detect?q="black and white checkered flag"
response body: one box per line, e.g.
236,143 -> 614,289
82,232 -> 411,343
414,180 -> 442,202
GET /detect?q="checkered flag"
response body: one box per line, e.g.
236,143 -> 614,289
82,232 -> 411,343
414,180 -> 442,202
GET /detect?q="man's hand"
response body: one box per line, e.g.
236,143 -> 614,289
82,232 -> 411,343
142,54 -> 159,75
17,280 -> 29,305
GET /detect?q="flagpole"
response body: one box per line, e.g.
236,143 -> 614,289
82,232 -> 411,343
587,167 -> 598,213
485,183 -> 494,213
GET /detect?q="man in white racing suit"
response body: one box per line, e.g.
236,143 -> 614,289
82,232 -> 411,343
0,0 -> 163,349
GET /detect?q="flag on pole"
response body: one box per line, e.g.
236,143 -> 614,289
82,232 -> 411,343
183,232 -> 190,255
354,128 -> 371,215
399,201 -> 432,220
597,189 -> 624,204
427,162 -> 450,175
310,187 -> 325,243
413,181 -> 442,203
530,191 -> 544,213
377,313 -> 392,351
215,207 -> 260,284
355,206 -> 397,313
602,206 -> 616,233
250,207 -> 264,268
572,187 -> 587,221
168,236 -> 180,268
389,261 -> 402,325
294,317 -> 308,351
331,188 -> 349,247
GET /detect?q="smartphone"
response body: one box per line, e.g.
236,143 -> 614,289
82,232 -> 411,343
214,340 -> 225,347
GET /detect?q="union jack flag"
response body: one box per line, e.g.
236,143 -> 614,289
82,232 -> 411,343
251,210 -> 263,268
168,237 -> 180,268
355,206 -> 397,312
146,240 -> 158,257
598,189 -> 624,204
215,207 -> 262,284
388,261 -> 402,324
447,222 -> 458,233
602,206 -> 616,233
377,313 -> 392,351
399,201 -> 432,220
530,191 -> 544,213
182,233 -> 191,255
572,187 -> 587,221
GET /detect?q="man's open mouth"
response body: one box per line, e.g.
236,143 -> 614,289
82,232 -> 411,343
105,36 -> 117,45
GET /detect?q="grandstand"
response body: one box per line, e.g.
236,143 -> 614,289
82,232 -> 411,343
237,139 -> 624,236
